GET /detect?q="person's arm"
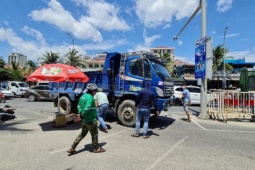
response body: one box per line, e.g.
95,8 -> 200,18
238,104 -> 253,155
152,94 -> 159,116
135,92 -> 142,107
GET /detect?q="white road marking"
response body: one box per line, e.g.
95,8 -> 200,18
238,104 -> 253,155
192,120 -> 255,133
192,120 -> 207,130
145,136 -> 189,170
50,128 -> 132,154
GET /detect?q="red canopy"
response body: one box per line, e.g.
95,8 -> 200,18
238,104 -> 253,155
27,63 -> 89,82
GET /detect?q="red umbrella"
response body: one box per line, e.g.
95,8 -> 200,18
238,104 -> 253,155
27,63 -> 89,82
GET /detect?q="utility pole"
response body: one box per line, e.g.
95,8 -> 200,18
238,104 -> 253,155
66,32 -> 74,50
198,0 -> 209,119
172,0 -> 208,119
223,26 -> 228,89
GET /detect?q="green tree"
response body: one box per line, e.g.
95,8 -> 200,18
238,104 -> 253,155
39,51 -> 60,65
6,62 -> 24,81
213,44 -> 233,73
0,56 -> 5,68
64,48 -> 85,68
23,60 -> 37,77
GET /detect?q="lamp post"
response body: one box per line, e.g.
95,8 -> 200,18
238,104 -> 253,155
223,26 -> 228,89
66,32 -> 74,50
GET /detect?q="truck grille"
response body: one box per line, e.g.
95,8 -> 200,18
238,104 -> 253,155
164,85 -> 174,97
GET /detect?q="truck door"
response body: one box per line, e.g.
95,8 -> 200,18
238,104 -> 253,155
10,82 -> 19,94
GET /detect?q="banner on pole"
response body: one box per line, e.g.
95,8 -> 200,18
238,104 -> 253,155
195,37 -> 206,79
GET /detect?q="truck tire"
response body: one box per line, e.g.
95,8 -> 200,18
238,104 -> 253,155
58,96 -> 72,115
117,100 -> 136,127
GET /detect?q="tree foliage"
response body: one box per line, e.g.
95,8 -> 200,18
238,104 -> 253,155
39,51 -> 60,65
64,48 -> 85,68
213,44 -> 233,73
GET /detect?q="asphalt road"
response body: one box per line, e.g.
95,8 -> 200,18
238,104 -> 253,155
0,98 -> 255,170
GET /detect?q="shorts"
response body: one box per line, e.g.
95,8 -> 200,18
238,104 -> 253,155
183,102 -> 189,112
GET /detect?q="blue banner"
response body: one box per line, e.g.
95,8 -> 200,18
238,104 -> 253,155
195,37 -> 206,79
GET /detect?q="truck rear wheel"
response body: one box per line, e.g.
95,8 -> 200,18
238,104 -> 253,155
58,96 -> 71,115
117,100 -> 136,127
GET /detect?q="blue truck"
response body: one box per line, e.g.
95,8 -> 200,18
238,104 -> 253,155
49,51 -> 174,127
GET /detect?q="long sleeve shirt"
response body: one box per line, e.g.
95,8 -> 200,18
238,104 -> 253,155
135,89 -> 158,111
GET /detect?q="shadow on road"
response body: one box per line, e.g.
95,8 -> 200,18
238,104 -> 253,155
0,119 -> 35,132
149,116 -> 176,130
189,108 -> 200,117
39,121 -> 81,131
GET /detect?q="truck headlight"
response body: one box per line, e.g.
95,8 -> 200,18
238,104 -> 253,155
156,87 -> 164,97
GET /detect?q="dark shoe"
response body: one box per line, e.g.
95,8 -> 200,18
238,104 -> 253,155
94,147 -> 106,153
67,147 -> 76,154
100,127 -> 108,133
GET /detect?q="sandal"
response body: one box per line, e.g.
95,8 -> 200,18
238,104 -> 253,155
67,147 -> 76,154
94,147 -> 106,153
143,136 -> 150,139
131,133 -> 139,137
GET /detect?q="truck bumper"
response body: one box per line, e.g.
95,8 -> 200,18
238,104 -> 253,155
157,98 -> 171,111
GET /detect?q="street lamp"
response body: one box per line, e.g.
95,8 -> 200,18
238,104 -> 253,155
66,32 -> 74,50
223,26 -> 228,89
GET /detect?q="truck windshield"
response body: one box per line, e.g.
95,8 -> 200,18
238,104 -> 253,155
18,82 -> 29,87
151,62 -> 171,82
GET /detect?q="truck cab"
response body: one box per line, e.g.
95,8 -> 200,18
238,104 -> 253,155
6,81 -> 29,97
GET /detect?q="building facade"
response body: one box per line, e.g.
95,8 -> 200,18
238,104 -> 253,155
150,46 -> 175,59
8,53 -> 27,67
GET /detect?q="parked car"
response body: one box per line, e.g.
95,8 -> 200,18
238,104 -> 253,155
174,85 -> 202,105
0,87 -> 14,99
3,81 -> 29,97
25,85 -> 53,102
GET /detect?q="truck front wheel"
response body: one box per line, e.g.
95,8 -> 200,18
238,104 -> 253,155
117,100 -> 136,127
58,96 -> 72,115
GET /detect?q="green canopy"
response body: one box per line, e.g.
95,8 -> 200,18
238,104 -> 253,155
240,67 -> 248,92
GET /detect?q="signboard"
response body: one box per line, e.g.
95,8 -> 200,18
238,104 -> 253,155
195,37 -> 206,79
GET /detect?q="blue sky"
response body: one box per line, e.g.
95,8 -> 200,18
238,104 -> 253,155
0,0 -> 254,64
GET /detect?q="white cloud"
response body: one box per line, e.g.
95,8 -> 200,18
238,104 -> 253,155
162,24 -> 171,29
177,40 -> 183,45
228,49 -> 255,62
210,31 -> 216,35
71,0 -> 130,31
128,32 -> 161,52
29,0 -> 102,42
21,26 -> 46,45
135,0 -> 199,28
219,33 -> 239,38
216,0 -> 233,12
0,27 -> 85,61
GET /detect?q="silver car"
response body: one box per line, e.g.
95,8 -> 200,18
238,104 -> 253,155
0,87 -> 14,99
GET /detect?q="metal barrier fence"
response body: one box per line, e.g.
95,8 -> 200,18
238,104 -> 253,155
207,89 -> 255,122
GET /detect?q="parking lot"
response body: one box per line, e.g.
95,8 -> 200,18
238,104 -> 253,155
1,98 -> 255,170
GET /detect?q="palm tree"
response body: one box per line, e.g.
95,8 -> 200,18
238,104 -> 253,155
39,51 -> 60,65
64,48 -> 85,68
213,44 -> 233,73
23,60 -> 37,77
213,44 -> 234,88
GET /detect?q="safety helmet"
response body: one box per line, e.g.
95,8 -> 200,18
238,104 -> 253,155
86,83 -> 98,90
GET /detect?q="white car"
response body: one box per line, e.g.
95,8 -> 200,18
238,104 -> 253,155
0,87 -> 14,99
174,85 -> 202,105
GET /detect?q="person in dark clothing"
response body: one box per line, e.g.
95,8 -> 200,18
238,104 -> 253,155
131,81 -> 159,139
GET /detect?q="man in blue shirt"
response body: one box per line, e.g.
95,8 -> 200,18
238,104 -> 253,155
131,81 -> 159,139
182,83 -> 191,122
